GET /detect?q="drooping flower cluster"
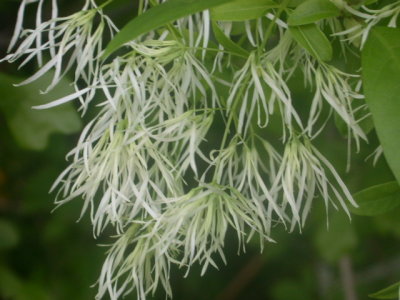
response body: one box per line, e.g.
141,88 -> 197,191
4,0 -> 393,299
336,0 -> 400,47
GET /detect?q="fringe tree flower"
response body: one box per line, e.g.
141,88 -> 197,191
3,0 -> 116,96
100,40 -> 218,111
301,56 -> 367,147
97,223 -> 174,300
97,183 -> 273,300
53,105 -> 213,235
227,51 -> 302,137
336,0 -> 400,47
270,134 -> 358,231
210,135 -> 286,233
52,38 -> 217,235
157,183 -> 273,272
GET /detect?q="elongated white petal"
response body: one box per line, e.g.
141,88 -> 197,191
32,87 -> 91,109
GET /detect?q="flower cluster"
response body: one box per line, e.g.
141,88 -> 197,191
337,0 -> 400,47
3,0 -> 383,299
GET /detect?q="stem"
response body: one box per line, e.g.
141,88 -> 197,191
138,0 -> 144,15
98,0 -> 113,9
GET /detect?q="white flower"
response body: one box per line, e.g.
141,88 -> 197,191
301,57 -> 367,148
334,1 -> 400,47
99,40 -> 217,111
96,223 -> 174,300
97,182 -> 274,300
227,51 -> 302,137
2,0 -> 116,98
52,40 -> 216,235
210,135 -> 286,233
52,105 -> 213,235
157,183 -> 273,274
270,134 -> 358,231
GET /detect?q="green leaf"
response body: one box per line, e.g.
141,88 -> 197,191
288,0 -> 341,26
210,0 -> 278,21
0,72 -> 82,150
369,281 -> 400,299
350,182 -> 400,216
211,21 -> 249,57
289,24 -> 333,61
104,0 -> 234,57
362,27 -> 400,184
288,0 -> 304,7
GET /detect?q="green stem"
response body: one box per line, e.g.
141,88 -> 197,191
138,0 -> 144,15
98,0 -> 113,9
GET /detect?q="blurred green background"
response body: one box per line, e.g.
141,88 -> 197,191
0,0 -> 399,299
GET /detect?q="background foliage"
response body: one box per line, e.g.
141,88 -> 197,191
0,0 -> 399,299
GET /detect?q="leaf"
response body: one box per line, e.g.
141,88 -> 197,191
362,27 -> 400,184
288,0 -> 303,7
289,24 -> 333,61
0,72 -> 82,150
350,182 -> 400,216
369,281 -> 400,299
288,0 -> 341,26
210,0 -> 278,21
211,21 -> 249,57
103,0 -> 234,57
